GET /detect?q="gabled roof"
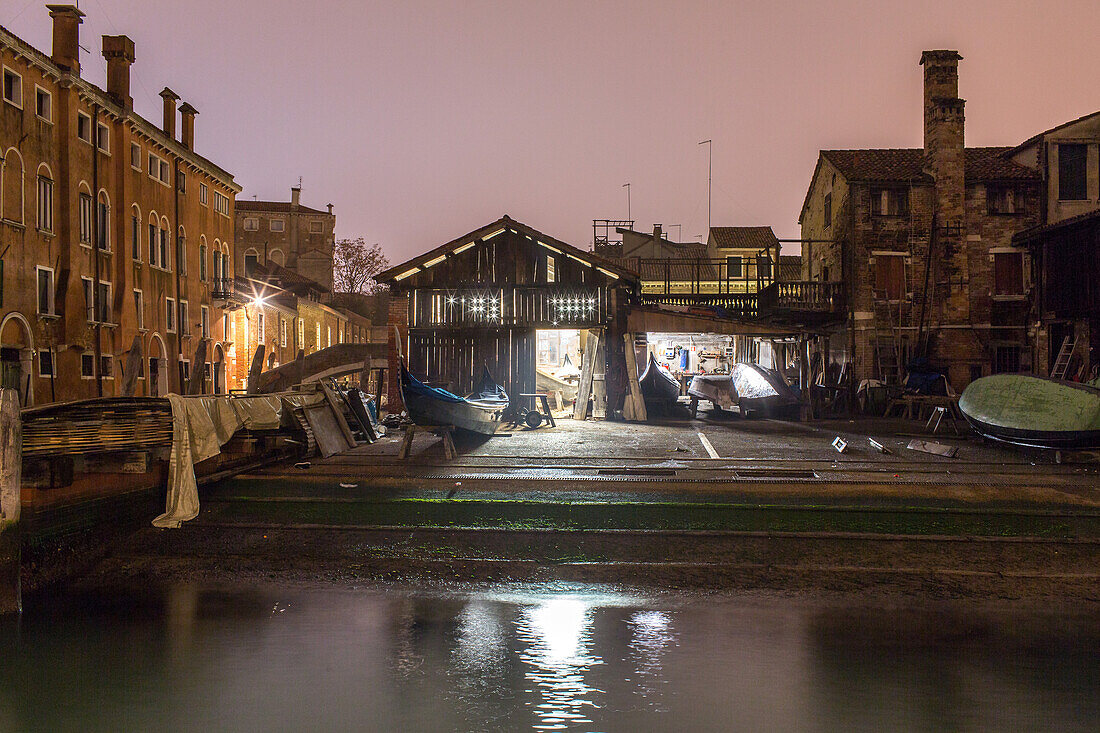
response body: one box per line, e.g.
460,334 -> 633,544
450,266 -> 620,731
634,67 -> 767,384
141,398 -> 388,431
376,215 -> 639,284
246,261 -> 330,294
1009,109 -> 1100,154
820,147 -> 1037,184
1013,207 -> 1100,245
236,200 -> 331,216
710,226 -> 780,251
615,227 -> 710,259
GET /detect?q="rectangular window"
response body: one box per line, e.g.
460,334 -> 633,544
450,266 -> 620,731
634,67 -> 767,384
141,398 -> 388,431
36,266 -> 54,315
200,306 -> 209,338
97,199 -> 110,251
87,280 -> 111,323
177,236 -> 186,275
77,112 -> 92,142
159,228 -> 168,270
726,256 -> 743,278
148,223 -> 157,264
81,352 -> 94,378
243,217 -> 259,231
315,322 -> 321,350
177,170 -> 186,193
160,159 -> 170,184
546,255 -> 556,283
179,300 -> 189,335
38,350 -> 53,377
199,247 -> 207,281
1058,144 -> 1088,201
994,346 -> 1021,374
96,122 -> 110,153
180,360 -> 190,382
993,251 -> 1024,296
148,152 -> 158,179
131,215 -> 140,260
223,313 -> 229,341
100,354 -> 113,379
297,318 -> 305,349
131,142 -> 141,170
327,325 -> 332,347
37,176 -> 53,231
134,289 -> 144,329
269,219 -> 285,232
166,297 -> 176,332
280,318 -> 288,347
257,312 -> 265,343
34,86 -> 50,121
2,67 -> 22,108
82,277 -> 93,322
309,220 -> 323,233
870,188 -> 909,216
213,192 -> 230,216
987,186 -> 1024,215
823,192 -> 832,229
199,183 -> 208,205
79,193 -> 93,244
874,254 -> 906,300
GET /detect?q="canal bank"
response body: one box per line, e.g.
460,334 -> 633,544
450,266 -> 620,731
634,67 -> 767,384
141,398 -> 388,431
74,416 -> 1100,603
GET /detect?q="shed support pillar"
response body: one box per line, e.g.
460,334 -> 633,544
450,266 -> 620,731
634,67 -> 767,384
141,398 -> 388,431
0,389 -> 22,615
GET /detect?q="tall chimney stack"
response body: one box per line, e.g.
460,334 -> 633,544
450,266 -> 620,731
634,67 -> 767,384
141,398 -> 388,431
291,186 -> 301,208
102,35 -> 135,111
179,102 -> 198,149
47,5 -> 84,73
159,87 -> 179,139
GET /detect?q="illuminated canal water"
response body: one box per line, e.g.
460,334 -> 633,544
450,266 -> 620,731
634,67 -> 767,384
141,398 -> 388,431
0,583 -> 1096,732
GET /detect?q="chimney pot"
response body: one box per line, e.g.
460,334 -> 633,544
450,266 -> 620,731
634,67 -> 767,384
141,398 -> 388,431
102,35 -> 135,110
326,203 -> 333,215
47,5 -> 85,73
179,102 -> 198,149
653,224 -> 663,240
159,87 -> 179,139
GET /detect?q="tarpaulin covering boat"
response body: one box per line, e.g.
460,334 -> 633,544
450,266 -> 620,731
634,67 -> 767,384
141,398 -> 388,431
639,353 -> 680,405
730,363 -> 800,416
687,374 -> 736,411
536,368 -> 578,403
400,363 -> 509,436
958,374 -> 1100,449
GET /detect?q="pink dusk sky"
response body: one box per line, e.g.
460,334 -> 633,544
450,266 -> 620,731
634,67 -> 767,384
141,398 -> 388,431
5,0 -> 1099,262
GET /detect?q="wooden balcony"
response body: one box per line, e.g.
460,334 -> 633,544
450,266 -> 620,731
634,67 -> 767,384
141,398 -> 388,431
638,277 -> 846,328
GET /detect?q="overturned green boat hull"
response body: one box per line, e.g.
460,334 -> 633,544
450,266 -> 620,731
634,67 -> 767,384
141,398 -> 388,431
958,374 -> 1100,449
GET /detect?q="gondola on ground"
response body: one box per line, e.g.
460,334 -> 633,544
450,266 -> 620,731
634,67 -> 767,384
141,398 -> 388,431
958,373 -> 1100,450
399,362 -> 509,436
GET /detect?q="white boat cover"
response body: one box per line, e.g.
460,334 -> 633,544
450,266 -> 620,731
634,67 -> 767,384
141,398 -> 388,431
152,393 -> 322,529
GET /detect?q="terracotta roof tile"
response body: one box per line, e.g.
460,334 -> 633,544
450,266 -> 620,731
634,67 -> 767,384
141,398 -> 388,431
236,200 -> 331,216
710,226 -> 779,251
821,147 -> 1038,183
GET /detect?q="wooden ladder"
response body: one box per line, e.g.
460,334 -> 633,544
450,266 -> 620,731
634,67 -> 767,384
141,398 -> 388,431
873,299 -> 905,386
1050,335 -> 1078,380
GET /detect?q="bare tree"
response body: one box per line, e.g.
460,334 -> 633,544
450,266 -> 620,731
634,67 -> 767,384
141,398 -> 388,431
333,238 -> 389,294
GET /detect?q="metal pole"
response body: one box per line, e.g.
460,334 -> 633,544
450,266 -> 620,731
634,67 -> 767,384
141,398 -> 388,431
622,183 -> 631,222
699,139 -> 712,233
92,104 -> 102,397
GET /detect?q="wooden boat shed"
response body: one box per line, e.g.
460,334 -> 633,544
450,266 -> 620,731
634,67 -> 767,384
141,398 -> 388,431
377,216 -> 640,412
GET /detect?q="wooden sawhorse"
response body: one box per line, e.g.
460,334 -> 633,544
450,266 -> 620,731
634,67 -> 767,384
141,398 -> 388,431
398,424 -> 456,460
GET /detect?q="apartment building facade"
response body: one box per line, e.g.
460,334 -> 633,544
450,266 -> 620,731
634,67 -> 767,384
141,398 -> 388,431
0,5 -> 240,404
235,187 -> 336,291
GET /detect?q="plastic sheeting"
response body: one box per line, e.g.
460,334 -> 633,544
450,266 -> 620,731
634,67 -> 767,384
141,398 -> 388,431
152,393 -> 322,529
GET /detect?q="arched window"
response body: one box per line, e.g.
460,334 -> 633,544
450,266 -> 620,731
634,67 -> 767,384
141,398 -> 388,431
176,225 -> 186,275
130,204 -> 141,260
198,235 -> 208,281
243,247 -> 259,275
97,189 -> 110,251
1,148 -> 24,225
269,248 -> 285,267
212,238 -> 222,282
159,216 -> 170,271
147,211 -> 159,266
36,163 -> 53,232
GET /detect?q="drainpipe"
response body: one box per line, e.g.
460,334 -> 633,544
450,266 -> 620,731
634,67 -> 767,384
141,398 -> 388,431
92,104 -> 103,397
173,157 -> 183,392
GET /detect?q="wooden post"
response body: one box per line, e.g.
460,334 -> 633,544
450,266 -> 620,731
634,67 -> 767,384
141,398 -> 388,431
0,389 -> 22,614
622,333 -> 647,422
245,345 -> 265,394
573,329 -> 600,420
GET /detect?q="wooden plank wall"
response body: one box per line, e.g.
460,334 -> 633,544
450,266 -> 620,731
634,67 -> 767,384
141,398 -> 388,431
408,328 -> 535,400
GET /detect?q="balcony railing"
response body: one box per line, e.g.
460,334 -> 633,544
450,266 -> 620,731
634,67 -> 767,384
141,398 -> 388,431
759,281 -> 845,314
211,277 -> 233,299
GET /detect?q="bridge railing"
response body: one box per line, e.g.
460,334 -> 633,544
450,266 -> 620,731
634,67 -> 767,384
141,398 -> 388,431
759,281 -> 845,314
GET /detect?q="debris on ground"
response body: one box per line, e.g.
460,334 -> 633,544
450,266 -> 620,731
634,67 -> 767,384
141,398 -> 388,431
339,483 -> 357,488
832,437 -> 848,453
907,439 -> 958,458
869,438 -> 892,454
294,462 -> 311,469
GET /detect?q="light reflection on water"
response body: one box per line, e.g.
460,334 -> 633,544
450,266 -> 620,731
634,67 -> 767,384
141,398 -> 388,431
0,583 -> 1096,732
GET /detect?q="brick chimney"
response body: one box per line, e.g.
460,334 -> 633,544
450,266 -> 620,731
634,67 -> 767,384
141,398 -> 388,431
921,50 -> 965,225
179,102 -> 198,149
47,5 -> 84,73
159,87 -> 179,139
102,35 -> 135,110
652,224 -> 663,241
291,186 -> 301,207
326,203 -> 333,215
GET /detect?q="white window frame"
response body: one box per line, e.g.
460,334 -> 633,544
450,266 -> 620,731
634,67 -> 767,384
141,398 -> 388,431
213,192 -> 230,217
315,322 -> 321,350
131,208 -> 141,261
134,289 -> 144,330
200,305 -> 210,339
34,84 -> 51,123
199,182 -> 208,206
130,142 -> 141,171
148,152 -> 160,180
280,318 -> 288,347
100,353 -> 114,380
37,350 -> 54,378
269,218 -> 285,232
96,122 -> 110,154
35,265 -> 55,315
2,66 -> 22,109
257,311 -> 265,343
80,352 -> 95,379
179,300 -> 189,335
309,220 -> 323,233
166,296 -> 176,333
159,159 -> 169,185
37,174 -> 53,233
243,217 -> 259,231
297,318 -> 305,349
78,192 -> 93,245
77,111 -> 92,143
